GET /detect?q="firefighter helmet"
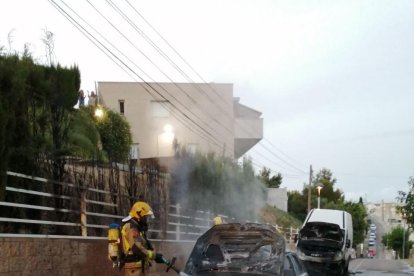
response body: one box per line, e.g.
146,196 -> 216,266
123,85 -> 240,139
129,201 -> 154,221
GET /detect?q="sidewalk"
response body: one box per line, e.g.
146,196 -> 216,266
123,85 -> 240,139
401,258 -> 414,274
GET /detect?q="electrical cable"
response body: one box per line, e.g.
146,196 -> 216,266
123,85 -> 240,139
61,0 -> 229,152
53,0 -> 308,172
49,0 -> 233,155
120,0 -> 308,174
103,0 -> 238,143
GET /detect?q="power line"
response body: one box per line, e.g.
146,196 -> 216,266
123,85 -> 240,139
84,2 -> 232,150
103,0 -> 240,144
52,0 -> 309,171
249,148 -> 307,175
263,137 -> 307,169
335,173 -> 409,180
49,0 -> 233,155
68,0 -> 231,151
120,1 -> 308,173
83,0 -> 235,155
256,141 -> 307,174
250,161 -> 303,179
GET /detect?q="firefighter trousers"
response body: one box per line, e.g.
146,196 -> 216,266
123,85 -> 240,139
124,261 -> 149,276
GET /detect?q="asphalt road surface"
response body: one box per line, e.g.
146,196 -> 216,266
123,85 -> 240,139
306,204 -> 414,275
347,204 -> 414,275
349,257 -> 414,275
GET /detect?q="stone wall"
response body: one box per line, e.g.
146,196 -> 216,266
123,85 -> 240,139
0,238 -> 195,276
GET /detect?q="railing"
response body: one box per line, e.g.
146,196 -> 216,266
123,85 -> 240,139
0,171 -> 298,243
0,171 -> 216,242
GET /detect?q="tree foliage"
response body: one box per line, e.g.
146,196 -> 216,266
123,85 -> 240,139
170,151 -> 266,221
382,226 -> 413,259
0,54 -> 31,200
67,106 -> 104,160
341,199 -> 367,246
0,52 -> 80,197
287,190 -> 308,221
96,108 -> 132,163
0,51 -> 82,235
397,177 -> 414,228
287,168 -> 368,247
313,168 -> 344,204
258,167 -> 282,188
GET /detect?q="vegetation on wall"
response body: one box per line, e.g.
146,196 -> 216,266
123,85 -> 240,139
170,150 -> 266,221
0,48 -> 136,234
382,226 -> 413,259
95,108 -> 132,163
0,46 -> 368,240
397,176 -> 414,228
0,52 -> 80,200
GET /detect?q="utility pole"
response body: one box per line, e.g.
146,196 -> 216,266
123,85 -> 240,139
307,165 -> 313,213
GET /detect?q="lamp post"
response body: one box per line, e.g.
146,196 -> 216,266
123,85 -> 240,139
402,211 -> 407,259
316,184 -> 323,209
403,223 -> 406,259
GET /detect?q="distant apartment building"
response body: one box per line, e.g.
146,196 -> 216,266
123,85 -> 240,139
97,82 -> 263,159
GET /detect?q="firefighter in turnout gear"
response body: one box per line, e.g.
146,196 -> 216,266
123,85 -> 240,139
213,214 -> 223,226
121,201 -> 164,275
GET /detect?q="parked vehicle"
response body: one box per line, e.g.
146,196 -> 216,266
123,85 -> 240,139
182,223 -> 308,276
296,208 -> 353,276
368,248 -> 375,258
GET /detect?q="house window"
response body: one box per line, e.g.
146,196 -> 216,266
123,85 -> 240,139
151,100 -> 170,117
119,100 -> 125,114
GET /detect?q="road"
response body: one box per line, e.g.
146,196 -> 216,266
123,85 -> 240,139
349,257 -> 414,275
304,203 -> 414,275
347,203 -> 414,275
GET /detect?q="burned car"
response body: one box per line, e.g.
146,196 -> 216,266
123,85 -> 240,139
295,209 -> 353,276
183,223 -> 306,276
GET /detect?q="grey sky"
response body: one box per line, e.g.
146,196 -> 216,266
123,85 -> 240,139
1,0 -> 413,203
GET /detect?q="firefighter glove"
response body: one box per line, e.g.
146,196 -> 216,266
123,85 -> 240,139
155,253 -> 164,263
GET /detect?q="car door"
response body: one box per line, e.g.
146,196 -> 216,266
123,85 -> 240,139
286,252 -> 309,276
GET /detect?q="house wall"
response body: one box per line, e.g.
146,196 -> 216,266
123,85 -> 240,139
98,82 -> 235,159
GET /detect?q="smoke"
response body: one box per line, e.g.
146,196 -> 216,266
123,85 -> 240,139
169,151 -> 268,222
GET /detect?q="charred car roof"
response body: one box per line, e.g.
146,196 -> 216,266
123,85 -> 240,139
183,223 -> 286,276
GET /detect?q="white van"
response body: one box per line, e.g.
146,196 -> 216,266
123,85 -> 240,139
296,208 -> 353,276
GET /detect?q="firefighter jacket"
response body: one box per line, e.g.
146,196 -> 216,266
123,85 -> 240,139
121,219 -> 155,266
213,216 -> 223,225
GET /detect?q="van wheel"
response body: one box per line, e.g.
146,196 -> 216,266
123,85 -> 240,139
336,263 -> 345,276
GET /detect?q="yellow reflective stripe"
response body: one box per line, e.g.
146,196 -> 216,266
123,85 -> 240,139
147,250 -> 154,259
121,225 -> 130,252
213,216 -> 222,225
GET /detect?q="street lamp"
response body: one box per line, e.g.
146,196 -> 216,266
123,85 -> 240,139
401,211 -> 407,259
316,183 -> 323,209
94,106 -> 104,118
